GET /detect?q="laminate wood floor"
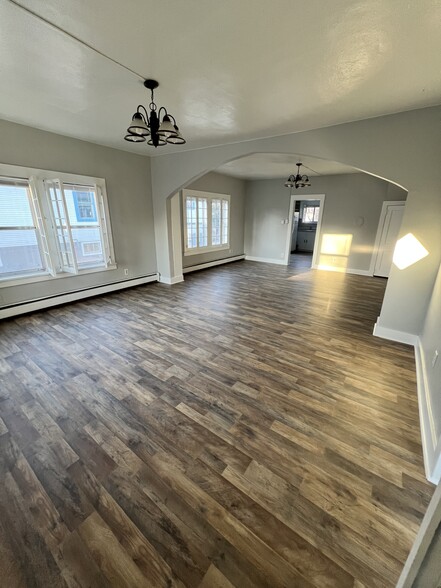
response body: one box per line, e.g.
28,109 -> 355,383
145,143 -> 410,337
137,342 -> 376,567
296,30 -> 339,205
0,256 -> 434,587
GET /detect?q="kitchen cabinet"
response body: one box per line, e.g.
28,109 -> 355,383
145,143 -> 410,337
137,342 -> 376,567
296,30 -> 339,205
296,231 -> 316,252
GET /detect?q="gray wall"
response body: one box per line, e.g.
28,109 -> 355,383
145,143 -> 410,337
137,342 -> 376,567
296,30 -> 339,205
182,171 -> 245,268
420,261 -> 441,465
244,173 -> 407,271
0,119 -> 155,308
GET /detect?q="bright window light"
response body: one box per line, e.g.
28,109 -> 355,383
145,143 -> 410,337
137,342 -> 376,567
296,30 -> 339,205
393,233 -> 428,270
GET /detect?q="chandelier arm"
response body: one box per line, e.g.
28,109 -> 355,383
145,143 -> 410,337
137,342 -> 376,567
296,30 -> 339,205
157,106 -> 169,122
166,113 -> 177,126
137,105 -> 150,124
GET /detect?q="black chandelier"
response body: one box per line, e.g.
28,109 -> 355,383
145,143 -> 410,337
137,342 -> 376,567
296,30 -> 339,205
284,162 -> 311,189
124,79 -> 185,148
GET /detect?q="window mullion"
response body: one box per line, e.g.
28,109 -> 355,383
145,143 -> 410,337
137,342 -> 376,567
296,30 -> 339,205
95,184 -> 110,267
208,196 -> 212,247
196,198 -> 200,249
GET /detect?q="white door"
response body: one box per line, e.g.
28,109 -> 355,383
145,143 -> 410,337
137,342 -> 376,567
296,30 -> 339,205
374,202 -> 405,277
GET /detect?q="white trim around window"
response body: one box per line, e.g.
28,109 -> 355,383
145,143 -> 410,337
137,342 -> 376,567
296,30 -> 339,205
182,189 -> 230,256
0,163 -> 116,287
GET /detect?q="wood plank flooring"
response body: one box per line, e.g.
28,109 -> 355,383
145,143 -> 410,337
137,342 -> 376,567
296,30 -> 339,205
0,254 -> 434,587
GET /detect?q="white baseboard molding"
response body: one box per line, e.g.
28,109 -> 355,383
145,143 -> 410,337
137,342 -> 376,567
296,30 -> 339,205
312,264 -> 373,276
414,339 -> 441,484
373,322 -> 441,484
183,255 -> 245,274
159,274 -> 184,285
373,320 -> 418,346
245,256 -> 286,265
0,274 -> 159,320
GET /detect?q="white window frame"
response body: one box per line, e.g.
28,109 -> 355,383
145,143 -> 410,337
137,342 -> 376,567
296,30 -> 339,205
182,189 -> 231,256
0,163 -> 116,288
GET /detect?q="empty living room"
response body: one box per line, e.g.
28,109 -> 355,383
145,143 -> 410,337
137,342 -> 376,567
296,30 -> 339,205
0,1 -> 441,587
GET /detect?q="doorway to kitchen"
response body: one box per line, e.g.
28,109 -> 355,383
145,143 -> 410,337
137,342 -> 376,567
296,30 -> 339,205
284,194 -> 325,268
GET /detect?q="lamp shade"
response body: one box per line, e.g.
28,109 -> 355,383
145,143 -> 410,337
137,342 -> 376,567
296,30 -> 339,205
127,113 -> 150,136
167,125 -> 186,144
157,115 -> 178,138
124,133 -> 146,143
147,136 -> 167,146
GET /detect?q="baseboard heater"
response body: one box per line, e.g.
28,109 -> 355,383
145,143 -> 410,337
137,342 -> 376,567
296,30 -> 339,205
183,255 -> 245,274
0,274 -> 159,320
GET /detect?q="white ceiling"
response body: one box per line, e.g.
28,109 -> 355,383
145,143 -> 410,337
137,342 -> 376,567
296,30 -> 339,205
216,154 -> 359,180
1,0 -> 441,156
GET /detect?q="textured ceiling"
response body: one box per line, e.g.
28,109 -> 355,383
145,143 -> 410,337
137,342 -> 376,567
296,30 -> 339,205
1,0 -> 441,155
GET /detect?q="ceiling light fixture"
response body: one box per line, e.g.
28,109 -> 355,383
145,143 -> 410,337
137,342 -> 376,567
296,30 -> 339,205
284,162 -> 311,189
124,79 -> 185,148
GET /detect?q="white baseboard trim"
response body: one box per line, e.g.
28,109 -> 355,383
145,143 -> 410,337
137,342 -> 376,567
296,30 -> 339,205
312,264 -> 373,276
373,320 -> 418,346
183,255 -> 245,274
373,322 -> 441,484
346,268 -> 373,276
159,275 -> 184,285
0,274 -> 159,320
414,339 -> 441,484
245,256 -> 286,265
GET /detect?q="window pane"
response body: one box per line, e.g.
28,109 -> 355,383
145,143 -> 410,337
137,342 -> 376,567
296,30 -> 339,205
313,207 -> 320,222
198,198 -> 207,247
63,186 -> 99,227
0,229 -> 44,275
0,181 -> 45,277
303,206 -> 315,222
212,199 -> 221,245
62,184 -> 106,268
71,227 -> 104,267
186,197 -> 197,248
221,199 -> 229,245
0,183 -> 34,226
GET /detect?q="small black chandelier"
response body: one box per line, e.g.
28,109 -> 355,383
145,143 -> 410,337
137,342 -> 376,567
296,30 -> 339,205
124,79 -> 185,148
284,162 -> 311,189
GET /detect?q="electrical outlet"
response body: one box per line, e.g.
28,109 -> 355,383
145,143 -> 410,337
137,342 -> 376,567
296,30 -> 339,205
432,350 -> 439,368
124,268 -> 129,276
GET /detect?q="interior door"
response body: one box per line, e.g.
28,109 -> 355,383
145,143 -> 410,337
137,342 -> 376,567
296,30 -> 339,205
374,203 -> 405,277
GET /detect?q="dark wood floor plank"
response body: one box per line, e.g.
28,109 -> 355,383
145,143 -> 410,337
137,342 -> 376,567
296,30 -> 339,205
77,511 -> 152,587
0,254 -> 434,587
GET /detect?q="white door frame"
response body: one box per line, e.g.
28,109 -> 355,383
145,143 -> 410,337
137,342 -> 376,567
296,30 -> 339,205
284,194 -> 326,266
369,200 -> 406,276
397,482 -> 441,587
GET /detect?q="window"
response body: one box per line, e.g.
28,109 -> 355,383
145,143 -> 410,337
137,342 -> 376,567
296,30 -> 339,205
302,205 -> 320,223
0,165 -> 115,285
183,189 -> 230,255
0,178 -> 45,278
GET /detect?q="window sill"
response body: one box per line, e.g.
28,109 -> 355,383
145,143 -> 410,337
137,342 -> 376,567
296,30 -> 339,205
0,263 -> 118,289
184,245 -> 229,256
